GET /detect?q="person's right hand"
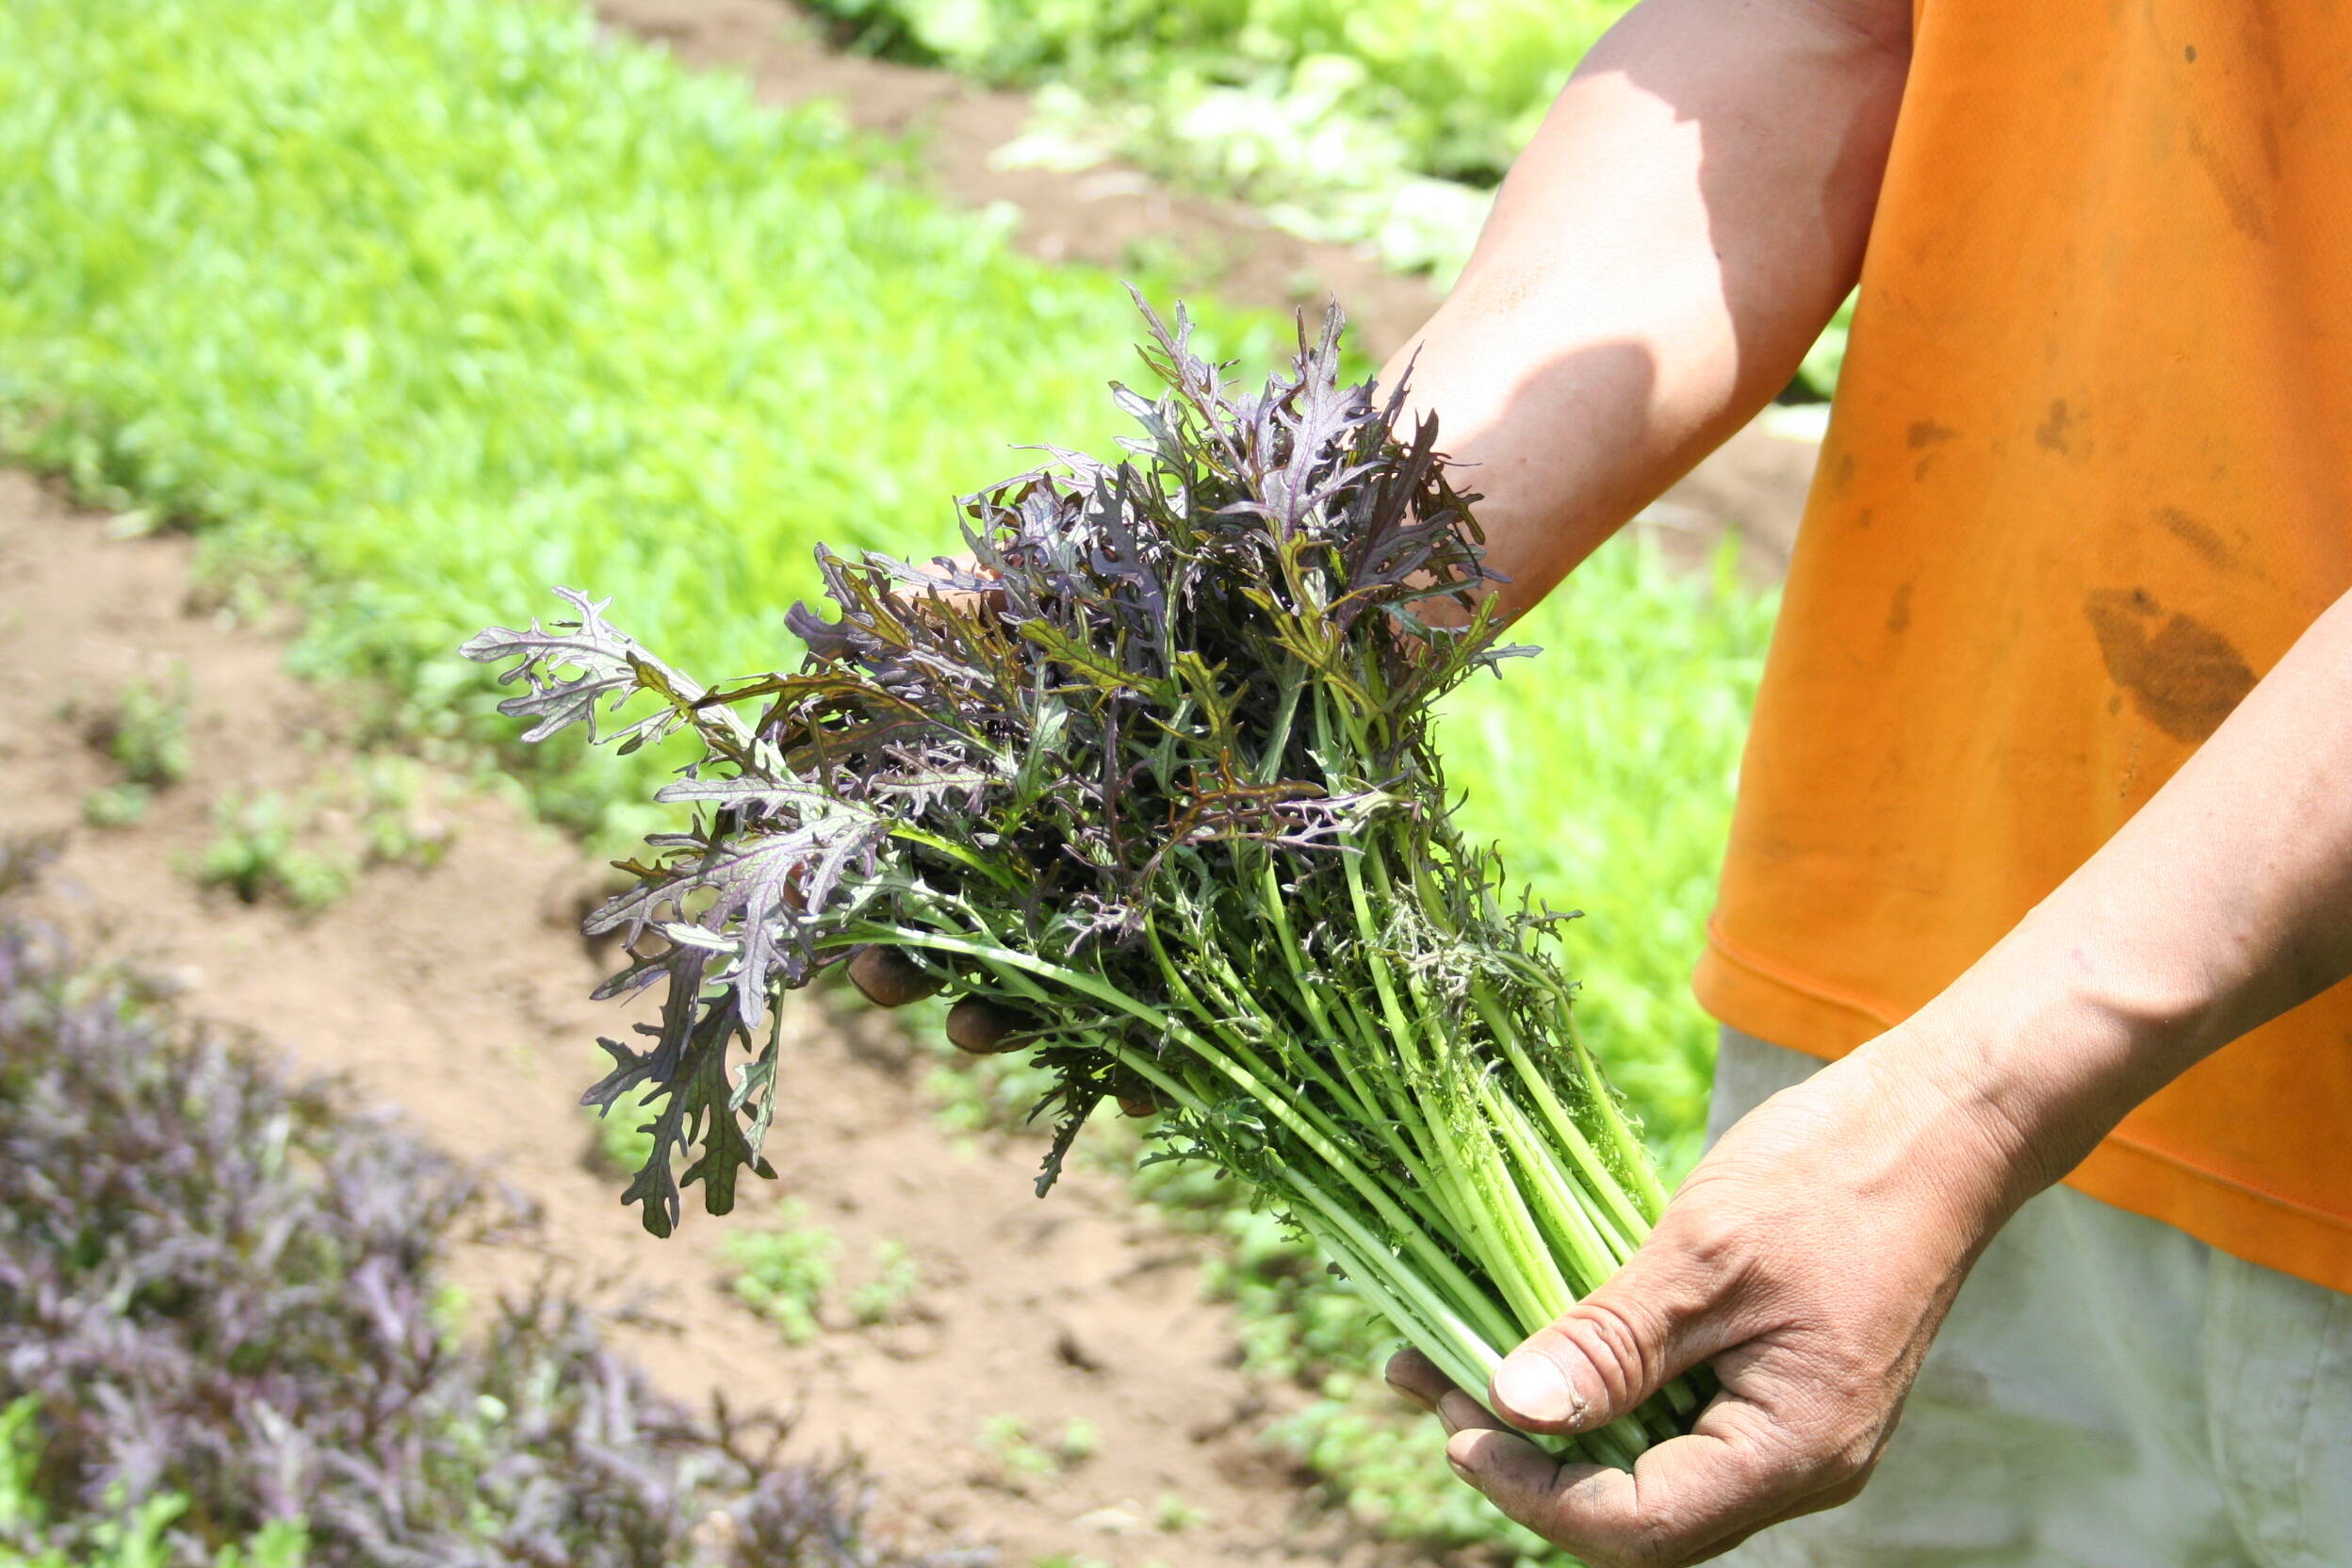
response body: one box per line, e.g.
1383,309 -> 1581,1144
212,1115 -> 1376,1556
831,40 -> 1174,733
1385,1036 -> 2041,1567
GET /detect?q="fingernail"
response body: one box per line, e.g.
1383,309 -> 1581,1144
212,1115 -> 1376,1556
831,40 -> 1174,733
1492,1353 -> 1581,1426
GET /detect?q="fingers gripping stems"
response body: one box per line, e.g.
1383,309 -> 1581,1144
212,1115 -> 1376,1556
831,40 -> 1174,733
842,947 -> 1041,1065
944,994 -> 1030,1054
1383,1346 -> 1451,1413
1492,1250 -> 1728,1433
845,944 -> 943,1007
1447,1419 -> 1830,1568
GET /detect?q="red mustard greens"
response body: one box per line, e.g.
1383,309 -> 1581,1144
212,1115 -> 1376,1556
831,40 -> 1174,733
464,301 -> 1705,1465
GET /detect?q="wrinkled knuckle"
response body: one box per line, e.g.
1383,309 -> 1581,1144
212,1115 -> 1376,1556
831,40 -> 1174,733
1809,1445 -> 1868,1492
1558,1300 -> 1662,1407
1661,1203 -> 1751,1282
1803,1461 -> 1874,1517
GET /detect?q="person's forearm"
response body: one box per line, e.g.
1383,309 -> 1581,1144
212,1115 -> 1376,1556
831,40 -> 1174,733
1873,587 -> 2352,1209
1380,0 -> 1910,616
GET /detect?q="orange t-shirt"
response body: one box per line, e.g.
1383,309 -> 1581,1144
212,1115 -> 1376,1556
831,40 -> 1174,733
1694,2 -> 2352,1293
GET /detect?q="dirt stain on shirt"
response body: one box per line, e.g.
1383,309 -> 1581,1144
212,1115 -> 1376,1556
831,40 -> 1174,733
2035,399 -> 2076,454
1908,419 -> 1957,481
2155,505 -> 2235,570
2183,120 -> 2271,243
2083,587 -> 2257,742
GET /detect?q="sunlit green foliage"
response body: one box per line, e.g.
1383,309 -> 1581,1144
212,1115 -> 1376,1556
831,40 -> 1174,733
811,0 -> 1849,385
0,0 -> 1279,843
818,0 -> 1627,281
816,0 -> 1630,185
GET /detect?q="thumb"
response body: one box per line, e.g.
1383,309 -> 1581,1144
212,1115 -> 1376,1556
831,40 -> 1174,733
1489,1235 -> 1735,1434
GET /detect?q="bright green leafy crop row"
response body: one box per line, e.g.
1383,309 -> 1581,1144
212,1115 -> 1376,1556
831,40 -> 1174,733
817,0 -> 1632,186
0,0 -> 1280,836
814,0 -> 1629,283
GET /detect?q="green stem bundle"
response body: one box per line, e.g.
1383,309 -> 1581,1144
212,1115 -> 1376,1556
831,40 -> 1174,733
464,298 -> 1707,1464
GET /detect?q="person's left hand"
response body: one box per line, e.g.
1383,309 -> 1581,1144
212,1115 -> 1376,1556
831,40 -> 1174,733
1385,1041 -> 2039,1568
837,556 -> 1048,1060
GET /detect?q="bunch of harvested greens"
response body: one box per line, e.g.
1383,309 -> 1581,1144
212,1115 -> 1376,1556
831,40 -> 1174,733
463,301 -> 1704,1465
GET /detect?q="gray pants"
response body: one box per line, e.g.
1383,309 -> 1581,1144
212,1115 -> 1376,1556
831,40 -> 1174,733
1709,1030 -> 2352,1568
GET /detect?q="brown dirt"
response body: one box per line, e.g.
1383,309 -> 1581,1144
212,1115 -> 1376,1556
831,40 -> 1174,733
0,467 -> 1413,1564
590,0 -> 1821,580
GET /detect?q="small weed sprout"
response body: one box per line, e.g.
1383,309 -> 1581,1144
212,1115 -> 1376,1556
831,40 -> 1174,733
183,756 -> 457,910
193,792 -> 351,912
972,1414 -> 1095,1490
1054,1418 -> 1098,1466
722,1204 -> 837,1346
974,1415 -> 1062,1490
80,786 -> 152,831
345,754 -> 455,871
1152,1494 -> 1207,1534
78,668 -> 193,830
847,1239 -> 923,1327
90,668 -> 193,789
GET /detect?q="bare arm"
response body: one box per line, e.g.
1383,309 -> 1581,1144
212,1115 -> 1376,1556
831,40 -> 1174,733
863,0 -> 1906,1007
1378,0 -> 1908,615
1887,594 -> 2352,1192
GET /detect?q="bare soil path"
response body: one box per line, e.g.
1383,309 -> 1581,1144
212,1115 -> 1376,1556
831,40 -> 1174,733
593,0 -> 1822,580
0,469 -> 1412,1565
